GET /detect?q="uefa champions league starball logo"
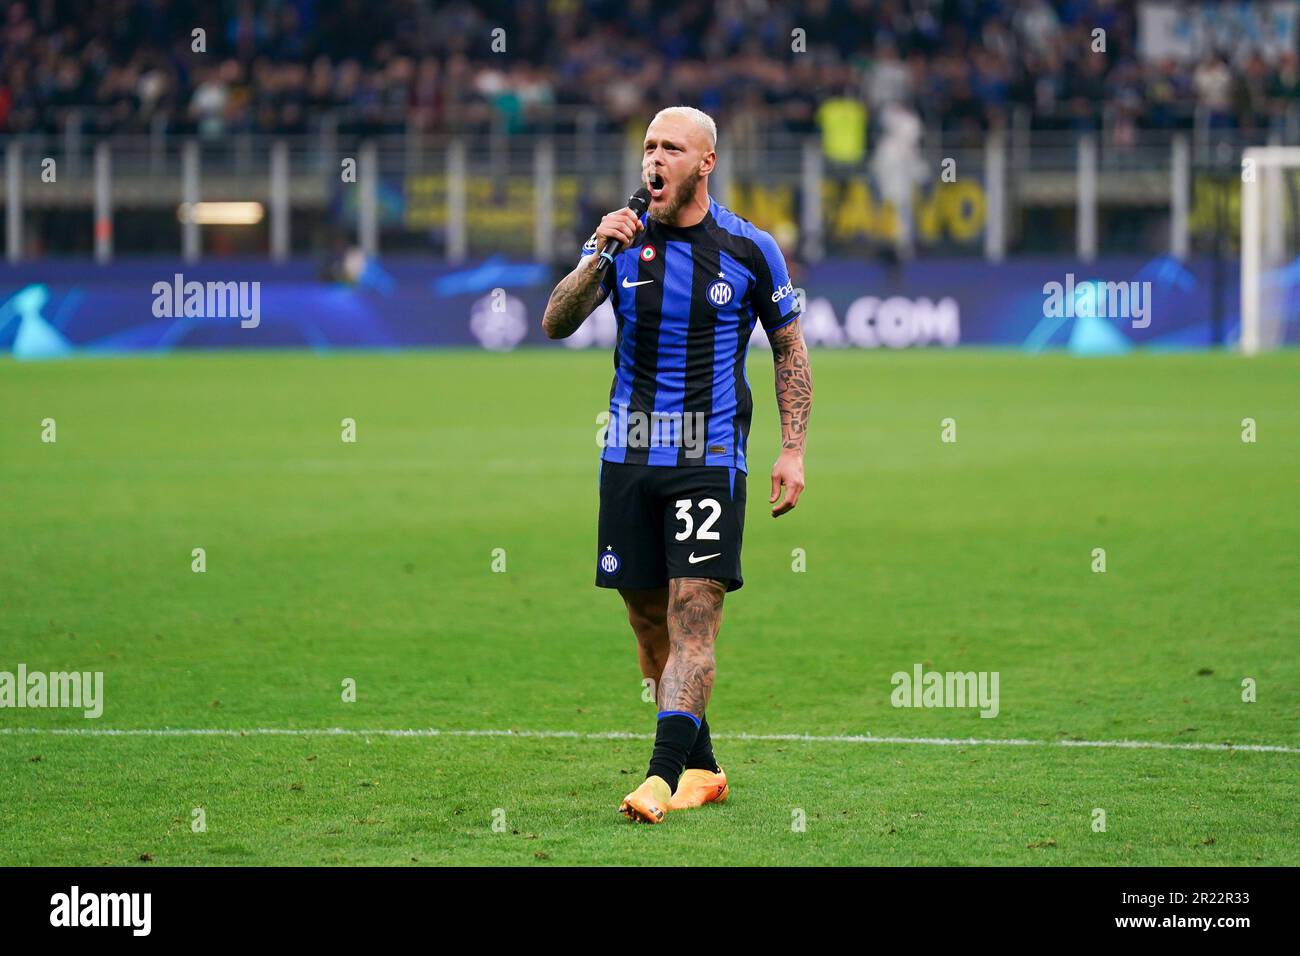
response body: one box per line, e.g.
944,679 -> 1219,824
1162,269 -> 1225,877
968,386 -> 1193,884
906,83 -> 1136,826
706,278 -> 734,307
599,548 -> 620,574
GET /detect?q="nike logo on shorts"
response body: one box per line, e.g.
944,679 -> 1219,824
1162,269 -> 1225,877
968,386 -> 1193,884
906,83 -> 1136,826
687,552 -> 721,564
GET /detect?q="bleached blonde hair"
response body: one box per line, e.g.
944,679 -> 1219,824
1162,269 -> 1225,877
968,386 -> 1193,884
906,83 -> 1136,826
650,106 -> 718,151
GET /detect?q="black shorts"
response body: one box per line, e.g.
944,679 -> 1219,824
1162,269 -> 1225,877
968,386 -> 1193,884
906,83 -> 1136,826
595,461 -> 747,592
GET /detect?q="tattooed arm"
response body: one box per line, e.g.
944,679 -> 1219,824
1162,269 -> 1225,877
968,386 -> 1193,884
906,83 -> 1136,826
541,256 -> 609,339
769,317 -> 812,517
543,207 -> 643,339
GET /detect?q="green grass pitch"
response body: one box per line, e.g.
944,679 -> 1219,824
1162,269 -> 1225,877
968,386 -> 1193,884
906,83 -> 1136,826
1,348 -> 1297,866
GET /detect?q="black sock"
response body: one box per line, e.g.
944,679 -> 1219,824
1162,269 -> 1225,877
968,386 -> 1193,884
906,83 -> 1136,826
684,712 -> 719,773
646,712 -> 700,793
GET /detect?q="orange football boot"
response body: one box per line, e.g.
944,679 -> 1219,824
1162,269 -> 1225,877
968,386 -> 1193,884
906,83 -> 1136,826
668,767 -> 729,810
619,775 -> 672,823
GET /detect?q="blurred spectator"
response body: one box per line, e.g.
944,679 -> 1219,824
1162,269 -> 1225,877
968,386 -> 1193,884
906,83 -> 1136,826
870,100 -> 926,258
1236,53 -> 1272,133
190,62 -> 232,139
1015,0 -> 1062,50
1266,52 -> 1300,125
1193,55 -> 1235,130
817,85 -> 867,165
867,41 -> 910,110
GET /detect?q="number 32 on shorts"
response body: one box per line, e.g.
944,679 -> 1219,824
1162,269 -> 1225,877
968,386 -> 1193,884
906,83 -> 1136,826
673,498 -> 722,541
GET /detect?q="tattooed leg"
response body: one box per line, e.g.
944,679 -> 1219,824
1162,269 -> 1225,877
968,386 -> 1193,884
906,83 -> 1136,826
624,580 -> 722,819
658,577 -> 727,716
620,587 -> 669,705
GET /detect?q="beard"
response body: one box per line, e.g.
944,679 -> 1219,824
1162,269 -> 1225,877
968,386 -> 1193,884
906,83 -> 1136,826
650,165 -> 703,224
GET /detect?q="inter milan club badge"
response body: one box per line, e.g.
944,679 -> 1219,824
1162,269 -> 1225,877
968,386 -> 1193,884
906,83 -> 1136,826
640,245 -> 656,262
706,278 -> 734,307
599,547 -> 620,574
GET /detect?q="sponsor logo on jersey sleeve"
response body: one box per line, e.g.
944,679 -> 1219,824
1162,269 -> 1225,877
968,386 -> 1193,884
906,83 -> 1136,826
770,281 -> 796,303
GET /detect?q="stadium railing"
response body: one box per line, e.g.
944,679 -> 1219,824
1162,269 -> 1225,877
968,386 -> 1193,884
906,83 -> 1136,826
2,106 -> 1297,263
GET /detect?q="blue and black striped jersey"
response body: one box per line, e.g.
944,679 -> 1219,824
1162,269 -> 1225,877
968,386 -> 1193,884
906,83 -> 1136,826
580,197 -> 800,474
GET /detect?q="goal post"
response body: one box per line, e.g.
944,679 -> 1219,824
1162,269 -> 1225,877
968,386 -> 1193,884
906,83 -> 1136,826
1240,146 -> 1300,355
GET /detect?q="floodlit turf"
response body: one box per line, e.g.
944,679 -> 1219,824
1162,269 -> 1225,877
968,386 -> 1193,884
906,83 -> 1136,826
1,348 -> 1297,866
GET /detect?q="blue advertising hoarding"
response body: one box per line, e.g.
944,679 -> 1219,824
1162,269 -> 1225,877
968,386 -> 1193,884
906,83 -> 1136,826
1,255 -> 1292,357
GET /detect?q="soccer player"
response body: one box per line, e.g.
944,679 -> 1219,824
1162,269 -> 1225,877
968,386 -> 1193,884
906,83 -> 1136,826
542,106 -> 813,823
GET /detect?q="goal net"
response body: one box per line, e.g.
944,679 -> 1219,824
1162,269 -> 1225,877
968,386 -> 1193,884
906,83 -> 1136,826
1240,146 -> 1300,354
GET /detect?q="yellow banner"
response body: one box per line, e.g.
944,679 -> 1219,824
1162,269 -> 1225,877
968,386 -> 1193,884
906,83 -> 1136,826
400,174 -> 988,247
726,179 -> 987,245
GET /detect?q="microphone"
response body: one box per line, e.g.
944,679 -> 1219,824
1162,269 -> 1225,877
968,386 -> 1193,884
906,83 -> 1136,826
596,185 -> 653,275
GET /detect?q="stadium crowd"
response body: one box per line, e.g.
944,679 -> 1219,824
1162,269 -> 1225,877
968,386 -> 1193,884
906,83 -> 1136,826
2,0 -> 1298,149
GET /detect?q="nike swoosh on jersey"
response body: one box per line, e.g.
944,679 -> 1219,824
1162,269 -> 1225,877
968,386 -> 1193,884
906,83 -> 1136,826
687,552 -> 721,563
621,277 -> 654,288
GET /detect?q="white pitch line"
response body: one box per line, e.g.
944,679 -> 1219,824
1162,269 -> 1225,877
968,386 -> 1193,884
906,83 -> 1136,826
0,727 -> 1296,754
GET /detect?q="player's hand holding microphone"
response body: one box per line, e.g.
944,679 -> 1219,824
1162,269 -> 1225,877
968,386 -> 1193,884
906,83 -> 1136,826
591,186 -> 651,275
